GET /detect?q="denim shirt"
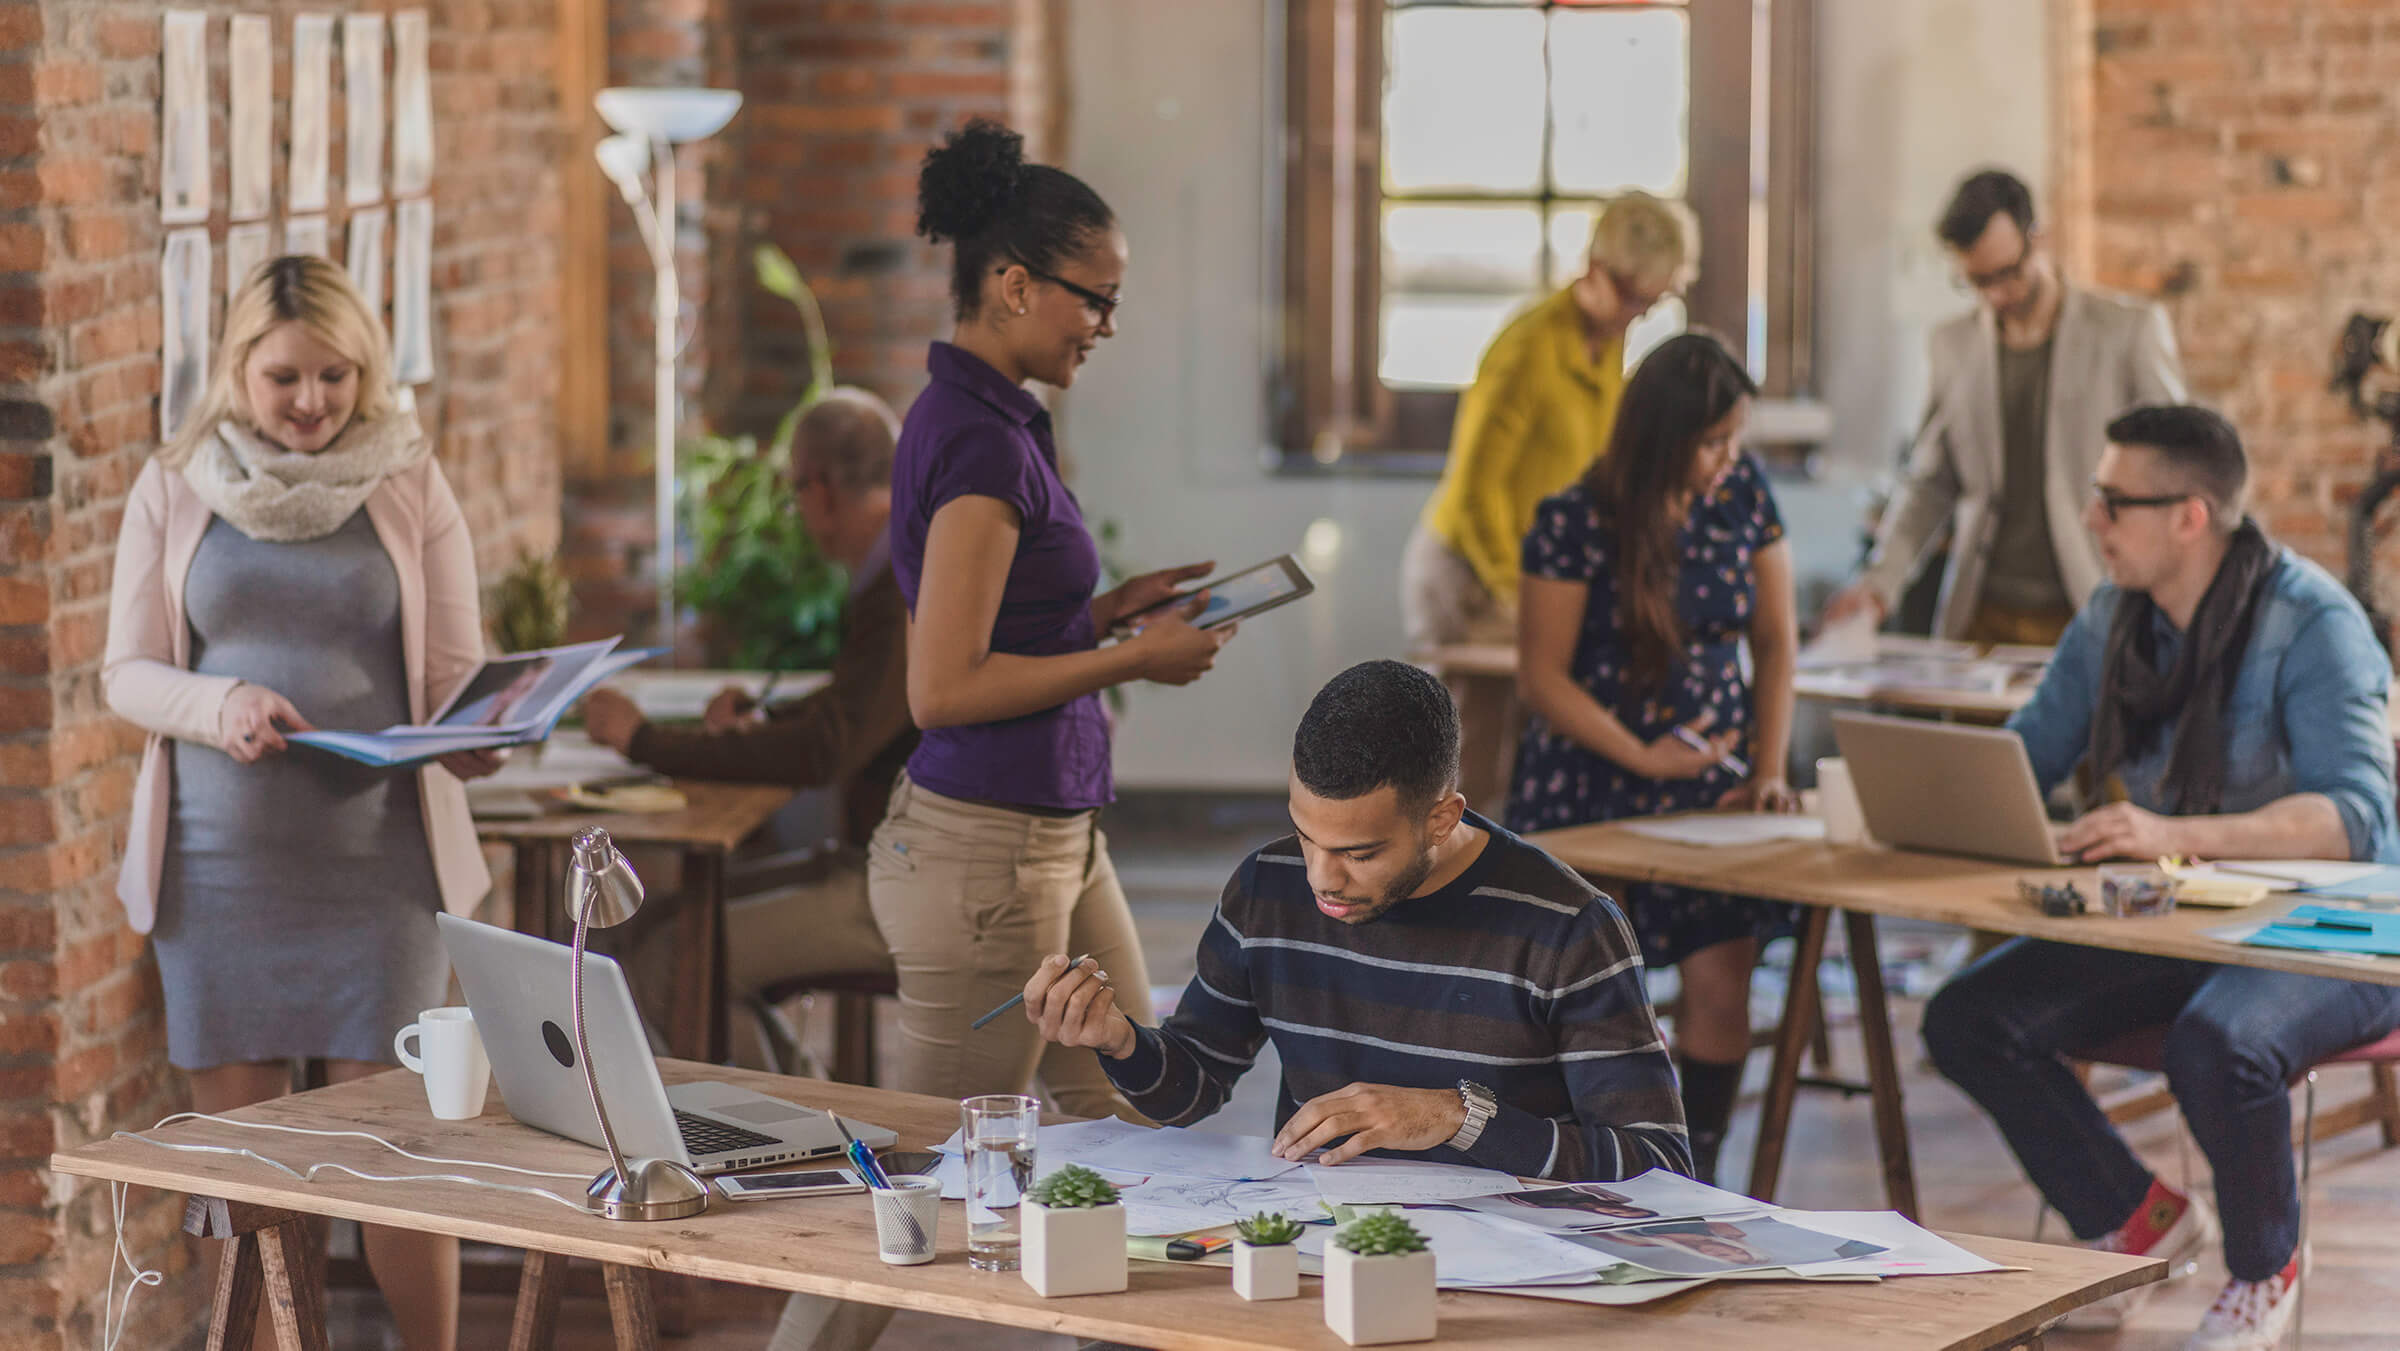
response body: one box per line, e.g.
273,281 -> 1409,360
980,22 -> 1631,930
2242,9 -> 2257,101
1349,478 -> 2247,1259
2007,548 -> 2399,863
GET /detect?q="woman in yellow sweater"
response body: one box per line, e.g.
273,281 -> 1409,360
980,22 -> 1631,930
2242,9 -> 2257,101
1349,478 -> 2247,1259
1402,192 -> 1701,649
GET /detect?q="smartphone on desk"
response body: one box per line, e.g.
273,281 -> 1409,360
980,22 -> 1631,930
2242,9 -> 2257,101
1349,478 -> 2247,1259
716,1166 -> 867,1201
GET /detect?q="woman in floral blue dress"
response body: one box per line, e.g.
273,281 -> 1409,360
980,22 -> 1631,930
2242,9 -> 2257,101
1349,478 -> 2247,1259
1507,331 -> 1800,1183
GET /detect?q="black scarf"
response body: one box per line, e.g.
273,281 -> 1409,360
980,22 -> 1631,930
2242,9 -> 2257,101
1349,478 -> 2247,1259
2084,518 -> 2276,816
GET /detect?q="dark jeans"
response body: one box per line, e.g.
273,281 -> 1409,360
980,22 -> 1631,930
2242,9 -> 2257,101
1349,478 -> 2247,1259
1923,938 -> 2400,1281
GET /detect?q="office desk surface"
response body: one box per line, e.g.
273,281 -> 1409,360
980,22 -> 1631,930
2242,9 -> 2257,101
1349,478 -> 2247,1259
1528,821 -> 2400,988
472,780 -> 793,852
54,1063 -> 2157,1351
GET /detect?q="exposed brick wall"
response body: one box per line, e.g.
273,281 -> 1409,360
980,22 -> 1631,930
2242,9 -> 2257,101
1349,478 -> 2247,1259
564,0 -> 1063,646
0,4 -> 565,1346
2054,0 -> 2400,571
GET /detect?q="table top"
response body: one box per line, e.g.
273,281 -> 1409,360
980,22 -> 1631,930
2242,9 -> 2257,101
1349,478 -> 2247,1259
472,778 -> 792,852
1528,819 -> 2400,988
1418,643 -> 2035,721
53,1063 -> 2156,1351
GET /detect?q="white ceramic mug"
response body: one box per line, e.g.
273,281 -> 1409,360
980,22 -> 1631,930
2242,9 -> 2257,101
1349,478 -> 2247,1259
393,1007 -> 491,1120
1816,756 -> 1870,847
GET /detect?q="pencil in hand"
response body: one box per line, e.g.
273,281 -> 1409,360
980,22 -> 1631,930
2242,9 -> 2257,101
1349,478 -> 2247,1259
971,953 -> 1095,1030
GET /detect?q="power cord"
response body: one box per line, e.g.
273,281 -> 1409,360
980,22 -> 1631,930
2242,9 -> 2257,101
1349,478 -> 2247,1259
99,1111 -> 606,1350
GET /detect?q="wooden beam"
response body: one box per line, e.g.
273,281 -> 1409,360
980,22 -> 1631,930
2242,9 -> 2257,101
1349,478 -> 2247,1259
557,0 -> 610,477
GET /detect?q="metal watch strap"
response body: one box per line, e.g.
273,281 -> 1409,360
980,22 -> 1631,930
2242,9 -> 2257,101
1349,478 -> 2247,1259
1447,1079 -> 1497,1152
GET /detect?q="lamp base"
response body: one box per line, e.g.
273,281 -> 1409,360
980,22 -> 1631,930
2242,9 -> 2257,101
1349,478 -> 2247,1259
586,1156 -> 712,1221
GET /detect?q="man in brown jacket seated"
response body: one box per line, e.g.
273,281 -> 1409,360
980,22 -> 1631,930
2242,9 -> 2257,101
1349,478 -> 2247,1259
580,388 -> 915,1069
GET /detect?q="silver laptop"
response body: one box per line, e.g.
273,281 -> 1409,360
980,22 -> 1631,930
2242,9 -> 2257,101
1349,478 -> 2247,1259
437,914 -> 897,1174
1830,712 -> 2066,866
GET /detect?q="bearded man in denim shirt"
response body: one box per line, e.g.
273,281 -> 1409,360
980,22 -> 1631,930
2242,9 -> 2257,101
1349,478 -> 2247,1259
1922,404 -> 2400,1351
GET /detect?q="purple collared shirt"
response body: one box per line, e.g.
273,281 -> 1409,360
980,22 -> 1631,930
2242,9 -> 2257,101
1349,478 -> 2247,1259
889,342 -> 1111,810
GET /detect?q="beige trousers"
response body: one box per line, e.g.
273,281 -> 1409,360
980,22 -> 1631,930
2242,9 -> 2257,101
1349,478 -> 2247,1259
1399,521 -> 1514,651
864,772 -> 1155,1124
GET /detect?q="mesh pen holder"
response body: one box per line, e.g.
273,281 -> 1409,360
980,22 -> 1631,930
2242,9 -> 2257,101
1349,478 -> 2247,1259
870,1173 -> 941,1265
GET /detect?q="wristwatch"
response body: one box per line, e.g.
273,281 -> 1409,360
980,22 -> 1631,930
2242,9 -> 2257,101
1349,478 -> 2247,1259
1446,1079 -> 1498,1152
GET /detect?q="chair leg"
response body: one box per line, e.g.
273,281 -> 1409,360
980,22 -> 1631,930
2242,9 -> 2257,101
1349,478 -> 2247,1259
2295,1070 -> 2316,1351
2374,1061 -> 2400,1149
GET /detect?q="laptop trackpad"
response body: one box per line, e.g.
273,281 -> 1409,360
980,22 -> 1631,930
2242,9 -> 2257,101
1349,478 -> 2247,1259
710,1097 -> 817,1125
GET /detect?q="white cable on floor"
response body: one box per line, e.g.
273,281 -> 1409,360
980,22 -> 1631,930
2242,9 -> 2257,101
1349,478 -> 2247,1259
98,1110 -> 609,1350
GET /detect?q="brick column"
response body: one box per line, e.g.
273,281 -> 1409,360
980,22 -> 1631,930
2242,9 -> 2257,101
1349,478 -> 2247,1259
2052,0 -> 2400,569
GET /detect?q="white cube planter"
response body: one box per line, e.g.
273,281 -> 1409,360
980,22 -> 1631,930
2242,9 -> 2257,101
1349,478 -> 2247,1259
1323,1246 -> 1436,1346
1232,1240 -> 1299,1301
1019,1201 -> 1127,1297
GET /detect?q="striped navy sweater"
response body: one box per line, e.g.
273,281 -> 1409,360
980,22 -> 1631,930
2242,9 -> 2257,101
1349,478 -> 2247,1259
1100,814 -> 1690,1181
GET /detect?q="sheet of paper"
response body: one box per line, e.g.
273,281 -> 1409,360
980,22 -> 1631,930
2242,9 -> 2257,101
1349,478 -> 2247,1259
1305,1158 -> 1522,1205
346,207 -> 388,313
1116,1175 -> 1329,1236
223,223 -> 272,310
289,15 -> 333,211
390,9 -> 434,196
2186,860 -> 2384,890
1797,608 -> 1880,669
1620,814 -> 1827,848
1299,1210 -> 1601,1289
160,12 -> 208,223
159,229 -> 211,441
1771,1211 -> 2016,1278
228,15 -> 271,219
345,14 -> 389,206
284,215 -> 331,260
1072,1124 -> 1303,1182
931,1117 -> 1156,1167
1560,1215 -> 1887,1277
393,199 -> 435,383
1447,1168 -> 1772,1232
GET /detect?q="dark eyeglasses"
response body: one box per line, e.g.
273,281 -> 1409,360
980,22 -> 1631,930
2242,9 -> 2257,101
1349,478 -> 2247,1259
1955,242 -> 2033,294
1006,265 -> 1121,323
2090,486 -> 2195,523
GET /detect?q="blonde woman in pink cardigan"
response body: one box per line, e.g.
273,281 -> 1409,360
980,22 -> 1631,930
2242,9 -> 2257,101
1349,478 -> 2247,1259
103,255 -> 497,1351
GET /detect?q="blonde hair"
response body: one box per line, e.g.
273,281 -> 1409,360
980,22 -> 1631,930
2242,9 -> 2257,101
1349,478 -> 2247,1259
158,254 -> 400,468
1587,192 -> 1701,294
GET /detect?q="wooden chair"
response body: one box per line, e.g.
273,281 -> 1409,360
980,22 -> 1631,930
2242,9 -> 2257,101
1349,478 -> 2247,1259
750,969 -> 896,1085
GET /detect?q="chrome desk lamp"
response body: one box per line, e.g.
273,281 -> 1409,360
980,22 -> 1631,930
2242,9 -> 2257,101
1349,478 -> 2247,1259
565,826 -> 710,1220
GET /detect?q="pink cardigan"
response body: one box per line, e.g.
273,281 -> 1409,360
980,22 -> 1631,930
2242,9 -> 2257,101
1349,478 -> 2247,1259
102,455 -> 492,934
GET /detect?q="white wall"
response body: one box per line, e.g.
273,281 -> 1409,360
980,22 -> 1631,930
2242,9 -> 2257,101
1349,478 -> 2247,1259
1063,0 -> 2050,789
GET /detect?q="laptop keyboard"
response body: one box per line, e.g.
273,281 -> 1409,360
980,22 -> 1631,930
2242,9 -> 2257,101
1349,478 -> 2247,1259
674,1109 -> 780,1157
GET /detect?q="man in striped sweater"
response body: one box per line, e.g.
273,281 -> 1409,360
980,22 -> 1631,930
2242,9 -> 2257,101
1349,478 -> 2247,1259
1021,660 -> 1690,1181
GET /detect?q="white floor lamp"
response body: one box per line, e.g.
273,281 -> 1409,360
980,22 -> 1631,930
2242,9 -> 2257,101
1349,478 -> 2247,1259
593,86 -> 742,649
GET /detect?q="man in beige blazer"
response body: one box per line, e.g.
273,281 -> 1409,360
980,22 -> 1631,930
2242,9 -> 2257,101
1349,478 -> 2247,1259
1825,170 -> 2187,644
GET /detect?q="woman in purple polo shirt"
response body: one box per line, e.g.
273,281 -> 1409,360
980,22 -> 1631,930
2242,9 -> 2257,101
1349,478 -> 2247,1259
872,119 -> 1234,1121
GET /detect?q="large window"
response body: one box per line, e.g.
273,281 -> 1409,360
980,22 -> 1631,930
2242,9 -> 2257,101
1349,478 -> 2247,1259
1279,0 -> 1813,464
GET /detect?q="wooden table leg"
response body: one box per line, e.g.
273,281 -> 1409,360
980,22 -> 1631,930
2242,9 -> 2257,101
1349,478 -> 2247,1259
513,841 -> 557,941
185,1197 -> 329,1351
601,1264 -> 660,1351
672,849 -> 728,1064
508,1250 -> 567,1351
1844,909 -> 1921,1220
1747,906 -> 1831,1204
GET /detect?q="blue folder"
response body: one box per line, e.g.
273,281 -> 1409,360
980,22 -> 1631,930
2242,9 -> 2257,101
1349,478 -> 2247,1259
2244,905 -> 2400,958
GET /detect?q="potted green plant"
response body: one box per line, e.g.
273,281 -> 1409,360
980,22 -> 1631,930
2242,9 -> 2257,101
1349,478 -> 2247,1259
1019,1164 -> 1127,1297
486,551 -> 571,654
1232,1210 -> 1304,1301
1323,1211 -> 1435,1345
674,243 -> 846,669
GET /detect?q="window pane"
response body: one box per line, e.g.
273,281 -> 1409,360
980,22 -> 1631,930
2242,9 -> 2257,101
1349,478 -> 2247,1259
1548,7 -> 1688,196
1384,8 -> 1546,194
1385,203 -> 1542,295
1381,294 -> 1525,390
1546,203 -> 1602,288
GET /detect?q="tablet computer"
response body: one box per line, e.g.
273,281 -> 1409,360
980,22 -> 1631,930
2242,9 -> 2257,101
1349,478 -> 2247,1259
1126,555 -> 1315,631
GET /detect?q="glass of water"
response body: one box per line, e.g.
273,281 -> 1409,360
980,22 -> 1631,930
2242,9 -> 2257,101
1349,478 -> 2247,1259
960,1093 -> 1040,1271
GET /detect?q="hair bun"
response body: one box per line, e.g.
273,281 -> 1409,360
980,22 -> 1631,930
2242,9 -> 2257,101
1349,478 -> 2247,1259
916,118 -> 1027,245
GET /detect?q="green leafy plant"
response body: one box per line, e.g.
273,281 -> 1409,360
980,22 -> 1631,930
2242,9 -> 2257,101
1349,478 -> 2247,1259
486,551 -> 572,653
1025,1164 -> 1121,1209
1234,1211 -> 1304,1246
676,432 -> 847,669
674,244 -> 847,669
1330,1212 -> 1428,1257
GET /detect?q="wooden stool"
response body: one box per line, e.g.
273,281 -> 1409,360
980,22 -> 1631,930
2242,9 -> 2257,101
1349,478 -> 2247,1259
754,969 -> 898,1084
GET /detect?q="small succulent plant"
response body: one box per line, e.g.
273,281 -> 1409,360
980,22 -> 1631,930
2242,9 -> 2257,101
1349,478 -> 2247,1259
1234,1211 -> 1305,1246
1330,1211 -> 1428,1257
1025,1164 -> 1120,1209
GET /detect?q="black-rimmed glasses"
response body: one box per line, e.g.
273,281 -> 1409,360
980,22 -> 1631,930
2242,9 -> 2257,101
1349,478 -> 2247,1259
2090,485 -> 2195,523
1006,264 -> 1121,323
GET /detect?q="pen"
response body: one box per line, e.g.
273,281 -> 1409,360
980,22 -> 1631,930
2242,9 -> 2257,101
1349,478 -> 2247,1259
970,953 -> 1094,1030
1671,725 -> 1750,778
832,1113 -> 892,1189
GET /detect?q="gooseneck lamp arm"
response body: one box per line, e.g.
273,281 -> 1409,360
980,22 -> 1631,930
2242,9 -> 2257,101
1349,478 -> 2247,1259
564,826 -> 710,1220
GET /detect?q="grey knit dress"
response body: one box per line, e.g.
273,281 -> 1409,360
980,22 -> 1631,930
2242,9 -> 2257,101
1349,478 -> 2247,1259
152,509 -> 446,1070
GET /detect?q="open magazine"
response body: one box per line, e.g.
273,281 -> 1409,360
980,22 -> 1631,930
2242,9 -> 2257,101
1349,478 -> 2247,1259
290,637 -> 663,768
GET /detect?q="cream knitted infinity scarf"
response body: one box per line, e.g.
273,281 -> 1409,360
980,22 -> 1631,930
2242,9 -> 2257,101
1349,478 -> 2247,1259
178,411 -> 429,542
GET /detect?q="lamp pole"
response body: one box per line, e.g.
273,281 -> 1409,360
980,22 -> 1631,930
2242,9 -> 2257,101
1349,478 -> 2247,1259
647,138 -> 679,651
